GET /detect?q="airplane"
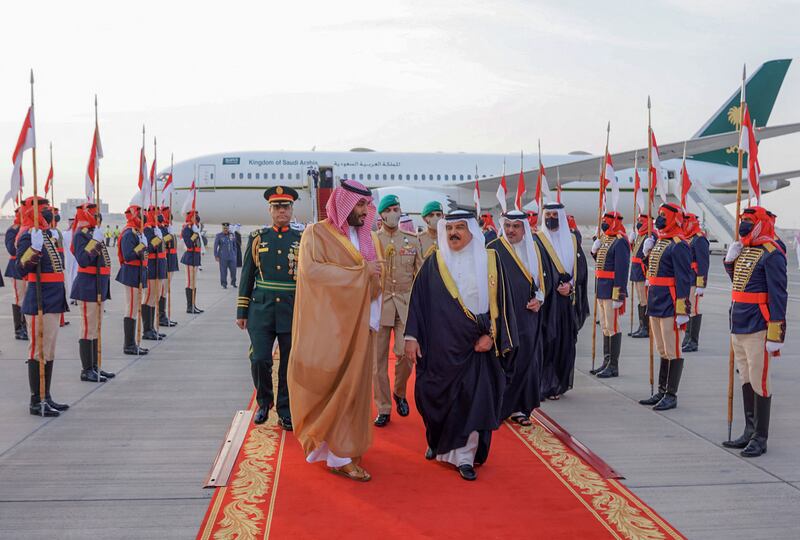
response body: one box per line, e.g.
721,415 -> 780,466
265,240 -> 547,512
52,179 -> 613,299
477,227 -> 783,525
159,59 -> 800,229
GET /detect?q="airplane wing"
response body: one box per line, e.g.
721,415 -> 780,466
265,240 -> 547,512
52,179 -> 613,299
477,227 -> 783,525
760,169 -> 800,183
459,122 -> 800,193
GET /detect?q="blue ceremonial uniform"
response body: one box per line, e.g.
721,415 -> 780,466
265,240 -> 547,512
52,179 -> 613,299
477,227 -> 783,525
4,225 -> 21,280
214,231 -> 238,287
115,227 -> 148,288
594,234 -> 630,301
630,232 -> 656,283
646,238 -> 692,318
16,230 -> 68,315
725,243 -> 787,337
144,226 -> 167,280
181,225 -> 202,266
689,235 -> 710,289
70,227 -> 111,302
162,225 -> 179,272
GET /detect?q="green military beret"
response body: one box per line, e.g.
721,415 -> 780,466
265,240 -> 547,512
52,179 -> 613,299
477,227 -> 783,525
421,200 -> 443,217
378,194 -> 400,214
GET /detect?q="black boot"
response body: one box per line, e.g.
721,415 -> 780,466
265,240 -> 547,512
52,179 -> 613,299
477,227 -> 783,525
13,304 -> 26,340
639,357 -> 669,405
45,361 -> 69,411
93,339 -> 115,379
186,288 -> 203,314
28,360 -> 59,417
723,383 -> 755,449
653,358 -> 684,411
142,305 -> 161,341
79,339 -> 105,382
631,305 -> 649,338
597,333 -> 621,378
682,314 -> 702,353
590,335 -> 610,375
741,394 -> 771,457
20,314 -> 29,339
158,297 -> 178,327
681,317 -> 693,349
123,317 -> 148,355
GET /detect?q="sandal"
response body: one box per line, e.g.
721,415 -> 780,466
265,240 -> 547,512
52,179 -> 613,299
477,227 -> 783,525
330,462 -> 371,482
547,395 -> 561,401
510,415 -> 532,426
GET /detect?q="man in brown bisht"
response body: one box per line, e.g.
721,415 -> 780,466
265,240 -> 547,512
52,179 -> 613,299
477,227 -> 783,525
288,178 -> 383,482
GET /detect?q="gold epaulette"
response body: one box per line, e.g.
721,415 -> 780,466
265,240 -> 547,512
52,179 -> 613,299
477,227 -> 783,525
673,237 -> 682,244
764,243 -> 776,253
251,229 -> 262,238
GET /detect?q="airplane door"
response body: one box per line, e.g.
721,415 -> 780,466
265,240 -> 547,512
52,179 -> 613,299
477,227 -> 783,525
197,164 -> 216,191
316,166 -> 334,220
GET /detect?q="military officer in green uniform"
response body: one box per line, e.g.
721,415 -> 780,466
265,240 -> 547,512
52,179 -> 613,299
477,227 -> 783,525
236,186 -> 301,429
419,200 -> 443,259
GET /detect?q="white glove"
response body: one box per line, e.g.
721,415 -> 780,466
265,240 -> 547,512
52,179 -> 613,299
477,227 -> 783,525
154,227 -> 163,239
696,287 -> 705,297
676,315 -> 690,326
766,341 -> 783,353
168,225 -> 174,235
725,241 -> 743,263
138,233 -> 147,245
591,238 -> 602,254
628,230 -> 636,243
643,237 -> 655,255
192,225 -> 200,233
31,229 -> 44,251
92,228 -> 104,243
612,300 -> 623,310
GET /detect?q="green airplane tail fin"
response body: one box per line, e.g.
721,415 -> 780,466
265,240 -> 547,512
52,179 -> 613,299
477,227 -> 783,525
692,59 -> 791,166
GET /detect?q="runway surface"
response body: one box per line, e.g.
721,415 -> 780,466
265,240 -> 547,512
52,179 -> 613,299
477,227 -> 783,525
0,239 -> 799,538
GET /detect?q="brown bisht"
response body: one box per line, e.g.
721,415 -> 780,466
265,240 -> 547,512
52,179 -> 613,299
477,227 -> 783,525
287,221 -> 381,459
405,249 -> 517,465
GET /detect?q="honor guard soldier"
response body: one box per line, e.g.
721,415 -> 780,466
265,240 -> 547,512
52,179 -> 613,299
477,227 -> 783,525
158,206 -> 179,327
722,206 -> 787,457
70,203 -> 115,382
142,206 -> 167,340
638,203 -> 692,411
182,210 -> 204,314
479,211 -> 498,244
682,212 -> 709,353
6,207 -> 29,340
115,205 -> 149,356
16,197 -> 69,417
589,211 -> 630,378
629,214 -> 655,338
373,195 -> 423,427
51,209 -> 69,327
236,186 -> 301,429
419,201 -> 442,259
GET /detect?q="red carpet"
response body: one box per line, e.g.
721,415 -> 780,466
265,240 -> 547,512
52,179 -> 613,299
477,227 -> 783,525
198,360 -> 683,539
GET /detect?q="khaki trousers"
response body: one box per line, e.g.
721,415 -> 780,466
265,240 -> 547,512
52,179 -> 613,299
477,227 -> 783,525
651,316 -> 681,360
124,286 -> 142,320
13,278 -> 28,306
186,266 -> 197,289
79,300 -> 102,340
144,279 -> 161,307
732,331 -> 772,397
29,313 -> 60,362
598,299 -> 619,337
634,281 -> 647,307
689,286 -> 701,316
374,312 -> 412,414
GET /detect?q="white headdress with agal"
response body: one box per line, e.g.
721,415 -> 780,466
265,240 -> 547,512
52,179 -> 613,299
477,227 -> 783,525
541,203 -> 575,279
501,210 -> 540,288
437,210 -> 489,314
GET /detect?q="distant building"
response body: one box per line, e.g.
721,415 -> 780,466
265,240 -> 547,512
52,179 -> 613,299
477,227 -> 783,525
60,199 -> 109,219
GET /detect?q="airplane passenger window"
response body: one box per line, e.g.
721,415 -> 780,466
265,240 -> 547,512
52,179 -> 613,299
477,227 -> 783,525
367,174 -> 371,180
437,175 -> 441,180
383,174 -> 387,180
467,175 -> 472,180
272,173 -> 276,180
230,173 -> 235,180
239,173 -> 244,180
414,174 -> 418,180
210,173 -> 214,180
360,174 -> 364,180
247,173 -> 252,180
280,173 -> 284,179
390,174 -> 395,180
444,175 -> 448,181
256,173 -> 260,179
460,175 -> 464,180
421,174 -> 426,180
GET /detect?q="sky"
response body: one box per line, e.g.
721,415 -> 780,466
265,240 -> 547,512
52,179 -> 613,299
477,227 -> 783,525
1,0 -> 799,223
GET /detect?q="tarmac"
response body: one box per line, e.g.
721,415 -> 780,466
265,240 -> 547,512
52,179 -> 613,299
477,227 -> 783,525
0,237 -> 798,539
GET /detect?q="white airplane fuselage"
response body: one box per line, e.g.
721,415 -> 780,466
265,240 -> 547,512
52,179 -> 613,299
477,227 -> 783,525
160,150 -> 773,227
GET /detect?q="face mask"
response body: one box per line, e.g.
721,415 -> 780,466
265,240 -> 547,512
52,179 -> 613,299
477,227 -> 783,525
426,216 -> 441,230
55,214 -> 61,224
545,217 -> 559,231
41,209 -> 54,224
637,221 -> 645,231
157,214 -> 164,223
383,213 -> 400,228
739,221 -> 754,238
655,215 -> 667,230
601,222 -> 610,232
